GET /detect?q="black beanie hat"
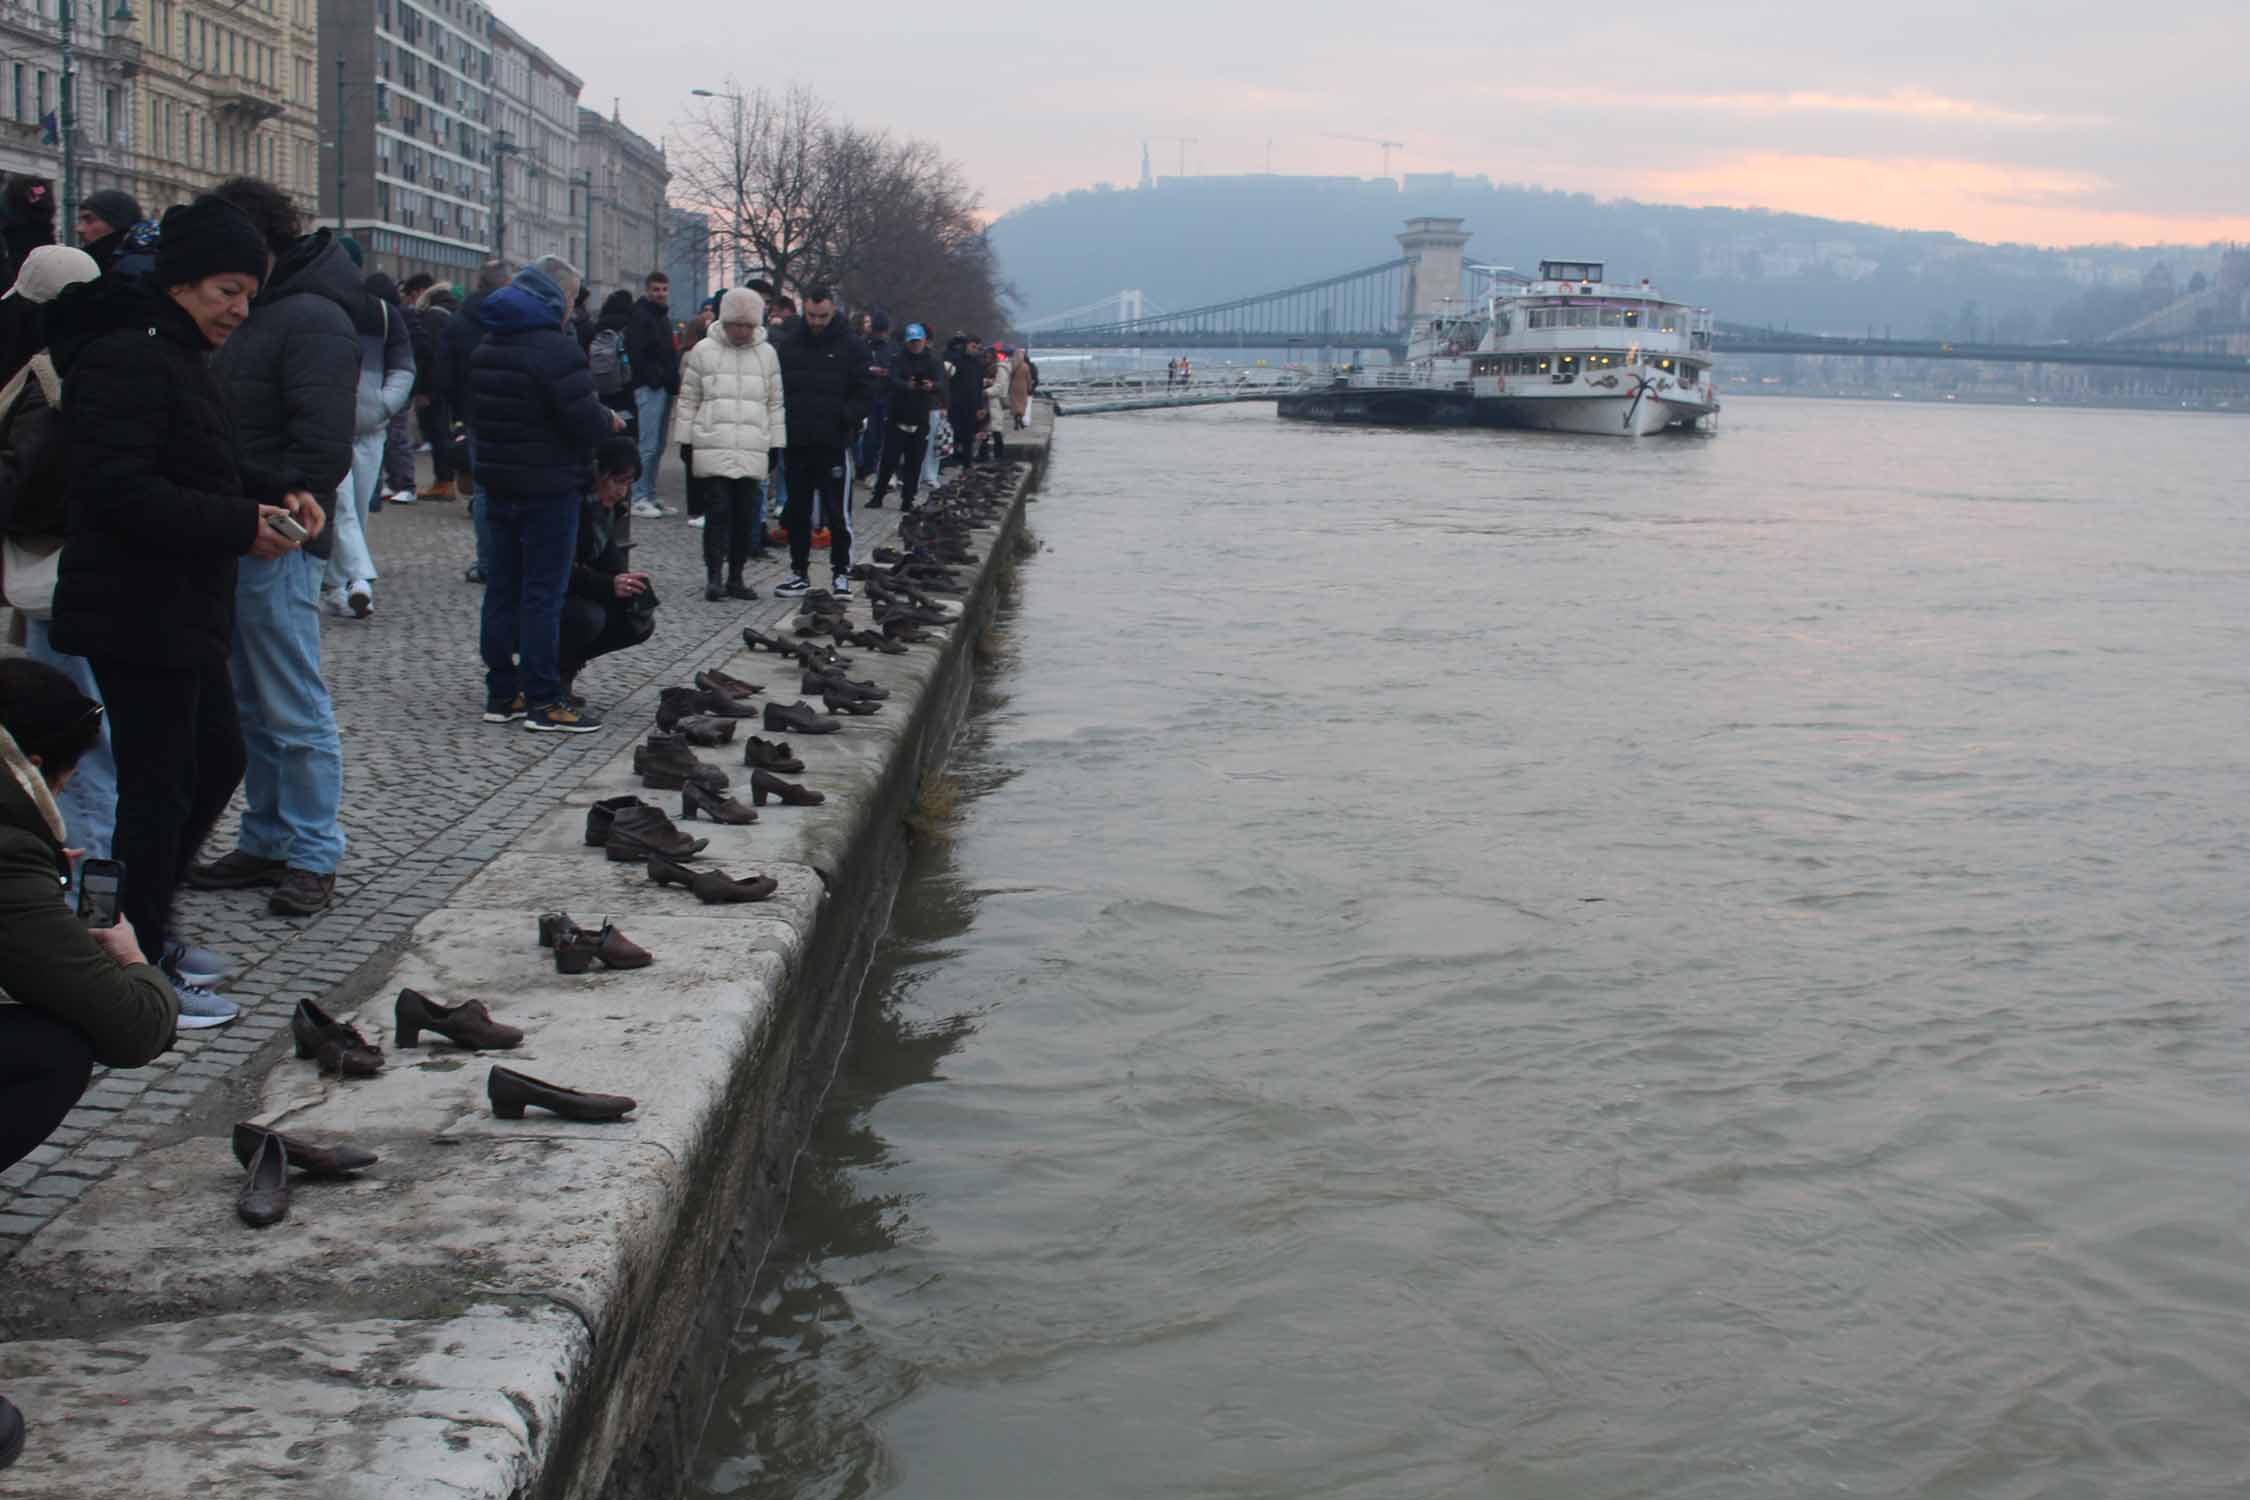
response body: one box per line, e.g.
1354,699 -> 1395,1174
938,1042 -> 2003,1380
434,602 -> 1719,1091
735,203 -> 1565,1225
153,196 -> 268,290
81,188 -> 143,231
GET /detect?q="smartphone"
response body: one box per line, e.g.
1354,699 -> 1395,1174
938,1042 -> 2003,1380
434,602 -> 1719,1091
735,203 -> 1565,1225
78,857 -> 124,928
266,511 -> 310,543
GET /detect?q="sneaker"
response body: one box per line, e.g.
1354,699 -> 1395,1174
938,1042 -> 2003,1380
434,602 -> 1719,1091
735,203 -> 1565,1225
774,575 -> 811,598
169,973 -> 240,1029
269,868 -> 336,917
482,693 -> 528,724
525,702 -> 604,734
811,527 -> 832,548
347,579 -> 374,618
185,849 -> 287,890
322,586 -> 352,618
832,575 -> 853,599
688,514 -> 707,529
629,498 -> 667,519
388,488 -> 417,506
161,939 -> 230,989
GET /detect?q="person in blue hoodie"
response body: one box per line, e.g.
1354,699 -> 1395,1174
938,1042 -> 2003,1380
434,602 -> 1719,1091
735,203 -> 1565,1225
467,256 -> 624,733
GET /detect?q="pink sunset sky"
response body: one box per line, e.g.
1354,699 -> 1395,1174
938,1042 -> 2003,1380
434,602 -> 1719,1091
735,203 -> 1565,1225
521,0 -> 2247,249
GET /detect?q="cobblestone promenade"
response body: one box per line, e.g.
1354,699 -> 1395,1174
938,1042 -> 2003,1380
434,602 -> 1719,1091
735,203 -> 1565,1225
0,463 -> 905,1250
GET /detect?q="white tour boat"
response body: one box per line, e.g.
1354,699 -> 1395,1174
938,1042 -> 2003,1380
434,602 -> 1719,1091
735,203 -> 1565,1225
1468,259 -> 1719,435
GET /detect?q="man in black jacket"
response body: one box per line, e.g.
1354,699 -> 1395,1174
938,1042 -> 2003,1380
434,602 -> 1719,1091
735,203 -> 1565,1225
625,271 -> 680,518
469,257 -> 625,733
871,323 -> 941,512
440,258 -> 512,578
946,333 -> 987,469
194,177 -> 360,921
772,286 -> 873,597
559,439 -> 656,702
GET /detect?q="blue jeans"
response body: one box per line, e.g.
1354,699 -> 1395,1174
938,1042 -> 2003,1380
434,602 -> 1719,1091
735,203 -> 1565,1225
480,493 -> 579,708
232,549 -> 346,873
325,429 -> 384,589
633,387 -> 673,501
22,615 -> 116,879
466,433 -> 494,576
856,402 -> 886,471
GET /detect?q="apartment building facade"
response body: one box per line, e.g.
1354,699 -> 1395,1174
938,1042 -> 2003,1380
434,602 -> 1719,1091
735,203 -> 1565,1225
574,104 -> 665,302
319,0 -> 496,282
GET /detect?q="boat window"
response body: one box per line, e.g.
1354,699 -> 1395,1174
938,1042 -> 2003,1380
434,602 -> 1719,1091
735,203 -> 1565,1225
1622,308 -> 1642,328
1599,308 -> 1624,328
1658,310 -> 1681,334
1558,355 -> 1579,372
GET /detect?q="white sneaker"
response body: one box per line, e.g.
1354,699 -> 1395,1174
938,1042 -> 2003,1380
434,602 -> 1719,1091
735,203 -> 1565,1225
169,975 -> 240,1029
629,498 -> 667,519
687,514 -> 707,530
388,488 -> 417,506
322,586 -> 352,618
832,575 -> 852,598
347,579 -> 374,618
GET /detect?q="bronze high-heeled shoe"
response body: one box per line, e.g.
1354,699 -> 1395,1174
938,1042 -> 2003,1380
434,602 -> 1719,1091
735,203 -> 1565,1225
555,922 -> 654,973
236,1131 -> 289,1227
696,668 -> 762,700
488,1066 -> 636,1122
396,988 -> 525,1049
232,1122 -> 377,1178
681,778 -> 758,825
750,767 -> 825,806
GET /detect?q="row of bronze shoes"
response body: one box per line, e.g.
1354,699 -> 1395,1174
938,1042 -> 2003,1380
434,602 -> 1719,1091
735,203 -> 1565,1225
238,981 -> 637,1224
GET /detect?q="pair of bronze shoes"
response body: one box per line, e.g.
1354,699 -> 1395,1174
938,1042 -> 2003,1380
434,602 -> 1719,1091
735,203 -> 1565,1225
396,987 -> 525,1049
647,853 -> 778,904
488,1065 -> 636,1122
588,794 -> 709,863
537,912 -> 653,974
292,998 -> 383,1077
232,1121 -> 378,1228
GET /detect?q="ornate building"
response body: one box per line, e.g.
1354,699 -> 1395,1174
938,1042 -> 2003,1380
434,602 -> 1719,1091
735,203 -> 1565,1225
132,0 -> 323,220
574,104 -> 665,302
488,16 -> 578,272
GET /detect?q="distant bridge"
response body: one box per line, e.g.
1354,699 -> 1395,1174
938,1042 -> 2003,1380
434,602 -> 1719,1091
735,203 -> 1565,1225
1019,259 -> 2249,376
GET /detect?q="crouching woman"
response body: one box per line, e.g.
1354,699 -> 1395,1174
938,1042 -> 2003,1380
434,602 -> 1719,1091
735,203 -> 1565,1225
558,437 -> 657,705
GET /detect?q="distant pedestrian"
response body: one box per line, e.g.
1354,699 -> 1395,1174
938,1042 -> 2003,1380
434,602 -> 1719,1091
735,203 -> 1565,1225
0,177 -> 56,281
945,333 -> 986,468
468,256 -> 626,732
626,270 -> 681,518
439,258 -> 514,581
871,322 -> 940,511
673,286 -> 783,600
323,270 -> 414,616
411,283 -> 461,499
1009,344 -> 1034,428
73,188 -> 142,273
772,285 -> 872,597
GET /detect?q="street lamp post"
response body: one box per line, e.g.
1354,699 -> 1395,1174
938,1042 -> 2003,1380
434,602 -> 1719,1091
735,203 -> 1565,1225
492,132 -> 522,260
572,168 -> 596,286
689,86 -> 747,284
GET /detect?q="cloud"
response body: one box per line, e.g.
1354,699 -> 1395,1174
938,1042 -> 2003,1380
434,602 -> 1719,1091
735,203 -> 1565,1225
1496,87 -> 2074,129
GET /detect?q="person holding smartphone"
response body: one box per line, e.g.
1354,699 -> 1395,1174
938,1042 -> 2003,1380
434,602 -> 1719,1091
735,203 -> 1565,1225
46,197 -> 323,1006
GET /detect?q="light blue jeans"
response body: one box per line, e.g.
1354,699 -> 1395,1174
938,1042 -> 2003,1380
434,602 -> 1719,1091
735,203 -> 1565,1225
22,615 -> 115,879
324,430 -> 384,589
232,549 -> 346,874
633,387 -> 674,501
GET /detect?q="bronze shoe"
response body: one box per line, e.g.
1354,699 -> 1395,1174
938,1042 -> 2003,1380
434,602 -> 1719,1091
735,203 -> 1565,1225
743,737 -> 805,773
555,922 -> 653,973
488,1065 -> 636,1122
232,1122 -> 378,1178
696,668 -> 763,700
750,767 -> 825,807
395,988 -> 524,1050
292,998 -> 383,1077
604,802 -> 711,863
236,1131 -> 290,1227
584,795 -> 645,848
681,779 -> 758,825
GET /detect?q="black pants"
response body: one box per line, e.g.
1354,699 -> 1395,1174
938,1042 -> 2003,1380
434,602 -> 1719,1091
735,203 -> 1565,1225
875,423 -> 929,507
783,445 -> 852,579
88,656 -> 246,959
420,397 -> 457,483
559,596 -> 653,682
0,1008 -> 93,1172
702,475 -> 766,578
948,401 -> 981,465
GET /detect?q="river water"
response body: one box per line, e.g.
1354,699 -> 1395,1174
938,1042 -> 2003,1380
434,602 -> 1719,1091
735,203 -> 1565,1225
692,399 -> 2250,1499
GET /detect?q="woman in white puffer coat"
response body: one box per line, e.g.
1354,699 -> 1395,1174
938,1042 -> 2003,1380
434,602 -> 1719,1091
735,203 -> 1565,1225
672,287 -> 786,600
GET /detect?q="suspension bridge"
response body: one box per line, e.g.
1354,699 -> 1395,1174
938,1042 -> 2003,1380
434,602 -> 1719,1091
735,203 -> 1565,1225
1016,224 -> 2250,378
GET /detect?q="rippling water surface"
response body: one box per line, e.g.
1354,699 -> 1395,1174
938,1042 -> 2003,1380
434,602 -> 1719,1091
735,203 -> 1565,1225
692,400 -> 2250,1499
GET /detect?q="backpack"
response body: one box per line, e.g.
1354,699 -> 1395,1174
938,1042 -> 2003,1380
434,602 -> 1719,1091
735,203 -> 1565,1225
589,329 -> 627,395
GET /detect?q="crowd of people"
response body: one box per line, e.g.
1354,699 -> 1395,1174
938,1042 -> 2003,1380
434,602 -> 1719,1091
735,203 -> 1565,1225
0,169 -> 1042,1316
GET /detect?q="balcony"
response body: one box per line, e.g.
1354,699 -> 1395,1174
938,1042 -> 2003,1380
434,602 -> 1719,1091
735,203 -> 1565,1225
217,90 -> 284,126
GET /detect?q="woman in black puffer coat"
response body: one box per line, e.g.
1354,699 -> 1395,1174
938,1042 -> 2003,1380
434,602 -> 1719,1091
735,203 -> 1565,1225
46,198 -> 325,962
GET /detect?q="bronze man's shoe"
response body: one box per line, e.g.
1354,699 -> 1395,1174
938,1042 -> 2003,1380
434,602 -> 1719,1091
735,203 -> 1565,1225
537,911 -> 581,948
822,693 -> 882,717
636,735 -> 730,792
750,767 -> 825,807
236,1130 -> 290,1227
802,671 -> 889,701
231,1122 -> 378,1179
584,795 -> 645,848
555,923 -> 654,974
696,668 -> 762,699
688,867 -> 779,905
681,779 -> 758,825
673,715 -> 739,748
292,999 -> 383,1077
764,700 -> 841,736
488,1065 -> 637,1122
396,988 -> 525,1050
743,737 -> 804,773
603,802 -> 710,863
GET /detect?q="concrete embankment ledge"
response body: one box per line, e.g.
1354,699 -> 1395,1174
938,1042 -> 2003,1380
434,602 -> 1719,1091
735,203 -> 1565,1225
0,413 -> 1049,1500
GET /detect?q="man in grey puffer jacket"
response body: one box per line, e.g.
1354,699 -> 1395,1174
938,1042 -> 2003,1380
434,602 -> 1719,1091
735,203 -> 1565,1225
322,252 -> 414,618
186,177 -> 359,920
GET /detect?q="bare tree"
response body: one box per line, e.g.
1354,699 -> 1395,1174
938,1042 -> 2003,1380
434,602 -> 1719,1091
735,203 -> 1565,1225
669,83 -> 838,292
